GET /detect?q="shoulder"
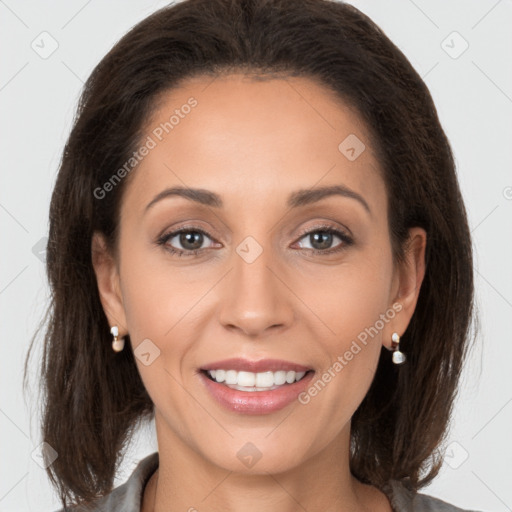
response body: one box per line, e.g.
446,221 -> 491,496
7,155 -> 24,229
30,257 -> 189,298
52,452 -> 159,512
383,479 -> 485,512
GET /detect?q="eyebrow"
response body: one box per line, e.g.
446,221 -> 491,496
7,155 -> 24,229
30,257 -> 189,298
144,184 -> 371,214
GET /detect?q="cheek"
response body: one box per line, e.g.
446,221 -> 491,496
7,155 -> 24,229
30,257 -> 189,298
295,247 -> 393,411
117,245 -> 201,410
295,249 -> 394,342
118,241 -> 206,340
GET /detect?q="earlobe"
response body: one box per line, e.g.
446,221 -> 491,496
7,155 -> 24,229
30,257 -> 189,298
384,227 -> 427,347
91,231 -> 128,336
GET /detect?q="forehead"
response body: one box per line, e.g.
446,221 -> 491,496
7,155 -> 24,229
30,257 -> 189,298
121,73 -> 385,218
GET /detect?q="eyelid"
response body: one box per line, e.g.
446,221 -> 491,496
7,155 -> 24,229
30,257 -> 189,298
157,222 -> 218,242
157,225 -> 218,247
294,221 -> 352,241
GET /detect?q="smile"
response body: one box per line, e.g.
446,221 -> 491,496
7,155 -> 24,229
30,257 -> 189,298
203,369 -> 309,391
199,369 -> 316,415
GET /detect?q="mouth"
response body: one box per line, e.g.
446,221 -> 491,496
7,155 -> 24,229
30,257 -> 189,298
199,357 -> 314,391
200,368 -> 315,392
197,359 -> 316,415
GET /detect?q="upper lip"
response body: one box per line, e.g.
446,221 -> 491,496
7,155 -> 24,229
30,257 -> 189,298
200,358 -> 313,373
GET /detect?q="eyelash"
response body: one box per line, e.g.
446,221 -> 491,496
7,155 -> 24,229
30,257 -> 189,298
156,223 -> 354,258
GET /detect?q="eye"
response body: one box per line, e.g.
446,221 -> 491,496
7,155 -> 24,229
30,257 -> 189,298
294,225 -> 353,255
156,224 -> 353,258
156,227 -> 217,257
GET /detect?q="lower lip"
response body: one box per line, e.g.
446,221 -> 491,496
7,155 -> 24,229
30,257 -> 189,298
199,370 -> 315,415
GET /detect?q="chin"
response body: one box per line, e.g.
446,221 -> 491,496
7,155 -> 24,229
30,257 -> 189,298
201,436 -> 311,476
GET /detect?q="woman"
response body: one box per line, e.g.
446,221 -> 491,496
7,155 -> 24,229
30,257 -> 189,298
27,0 -> 479,510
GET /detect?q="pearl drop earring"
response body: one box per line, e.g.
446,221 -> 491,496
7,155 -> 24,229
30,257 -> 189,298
111,325 -> 125,352
391,332 -> 406,364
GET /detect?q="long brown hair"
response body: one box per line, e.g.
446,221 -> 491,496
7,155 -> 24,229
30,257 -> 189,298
23,0 -> 475,508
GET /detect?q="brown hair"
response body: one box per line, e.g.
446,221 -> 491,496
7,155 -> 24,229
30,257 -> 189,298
24,0 -> 475,508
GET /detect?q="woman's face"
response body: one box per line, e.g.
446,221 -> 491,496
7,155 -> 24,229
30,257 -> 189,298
93,73 -> 425,475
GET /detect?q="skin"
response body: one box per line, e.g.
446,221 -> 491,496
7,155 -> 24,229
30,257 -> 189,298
92,74 -> 426,512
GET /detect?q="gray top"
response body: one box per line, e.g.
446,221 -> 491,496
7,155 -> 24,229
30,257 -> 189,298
53,451 -> 483,512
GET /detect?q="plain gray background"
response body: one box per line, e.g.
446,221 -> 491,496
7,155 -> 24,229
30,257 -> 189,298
1,0 -> 511,511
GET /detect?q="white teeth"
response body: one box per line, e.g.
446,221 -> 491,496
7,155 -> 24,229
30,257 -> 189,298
255,372 -> 274,387
295,371 -> 306,381
225,370 -> 237,385
274,371 -> 287,386
237,371 -> 255,387
207,369 -> 308,388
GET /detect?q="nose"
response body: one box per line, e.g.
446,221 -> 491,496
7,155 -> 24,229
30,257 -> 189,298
217,239 -> 294,338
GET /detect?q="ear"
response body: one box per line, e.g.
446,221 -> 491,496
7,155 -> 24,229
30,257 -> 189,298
91,231 -> 128,337
383,227 -> 427,349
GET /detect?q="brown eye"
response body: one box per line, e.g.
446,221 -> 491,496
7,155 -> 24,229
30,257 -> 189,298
157,227 -> 216,257
301,230 -> 339,251
174,231 -> 206,251
295,226 -> 353,255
